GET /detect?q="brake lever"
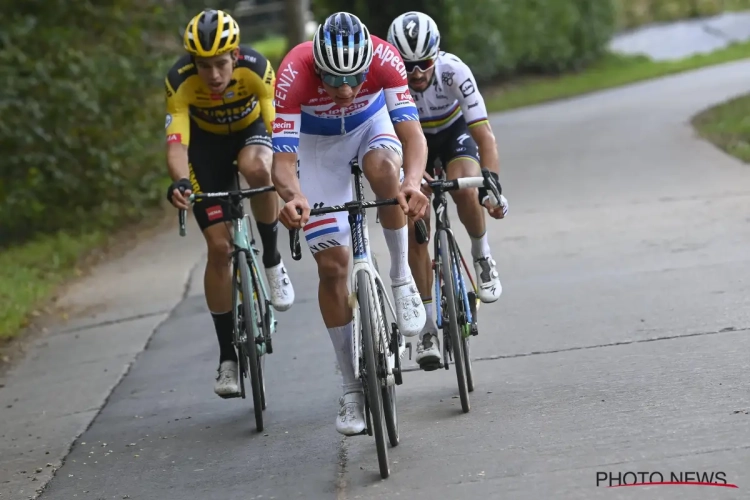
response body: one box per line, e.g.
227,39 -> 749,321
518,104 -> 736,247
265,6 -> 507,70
290,228 -> 302,261
414,219 -> 429,245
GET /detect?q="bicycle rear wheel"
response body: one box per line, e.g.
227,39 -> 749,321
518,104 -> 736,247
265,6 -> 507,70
438,231 -> 470,413
238,254 -> 264,432
357,269 -> 390,478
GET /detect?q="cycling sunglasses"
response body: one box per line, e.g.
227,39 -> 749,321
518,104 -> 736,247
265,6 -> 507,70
320,70 -> 368,88
405,58 -> 436,74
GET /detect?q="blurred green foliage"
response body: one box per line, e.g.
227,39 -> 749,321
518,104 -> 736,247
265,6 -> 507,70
0,0 -> 184,247
615,0 -> 750,29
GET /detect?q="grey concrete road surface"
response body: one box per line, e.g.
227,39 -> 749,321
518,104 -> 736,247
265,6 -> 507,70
9,59 -> 750,499
609,10 -> 750,61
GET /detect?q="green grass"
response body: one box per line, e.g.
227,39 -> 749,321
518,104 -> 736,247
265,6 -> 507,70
692,92 -> 750,163
485,40 -> 750,112
0,230 -> 107,339
253,35 -> 288,61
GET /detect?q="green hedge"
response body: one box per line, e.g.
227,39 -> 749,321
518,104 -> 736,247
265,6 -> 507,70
310,0 -> 615,82
615,0 -> 750,29
438,0 -> 617,81
0,1 -> 182,247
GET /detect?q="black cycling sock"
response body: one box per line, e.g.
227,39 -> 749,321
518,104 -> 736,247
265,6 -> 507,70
256,220 -> 281,268
211,311 -> 237,363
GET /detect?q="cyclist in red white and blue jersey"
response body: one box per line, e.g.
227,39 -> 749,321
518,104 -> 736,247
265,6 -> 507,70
270,12 -> 430,436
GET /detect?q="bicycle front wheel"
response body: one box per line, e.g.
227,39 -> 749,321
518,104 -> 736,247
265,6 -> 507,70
238,254 -> 264,432
357,268 -> 390,479
438,231 -> 470,413
373,256 -> 399,447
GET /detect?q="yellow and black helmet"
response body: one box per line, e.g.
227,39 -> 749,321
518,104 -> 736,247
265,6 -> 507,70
183,9 -> 240,58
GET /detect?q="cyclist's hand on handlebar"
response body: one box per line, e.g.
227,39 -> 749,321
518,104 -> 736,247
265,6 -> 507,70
398,182 -> 429,220
167,178 -> 192,210
279,195 -> 310,229
484,195 -> 508,219
420,172 -> 434,197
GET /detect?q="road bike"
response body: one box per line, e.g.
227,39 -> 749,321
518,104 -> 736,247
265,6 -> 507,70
178,185 -> 278,433
413,166 -> 502,413
289,159 -> 406,479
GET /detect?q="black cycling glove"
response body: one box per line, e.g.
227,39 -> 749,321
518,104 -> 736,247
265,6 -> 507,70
477,170 -> 501,206
167,178 -> 192,204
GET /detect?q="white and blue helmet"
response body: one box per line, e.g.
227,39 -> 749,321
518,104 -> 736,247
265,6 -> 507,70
313,12 -> 374,76
387,11 -> 441,61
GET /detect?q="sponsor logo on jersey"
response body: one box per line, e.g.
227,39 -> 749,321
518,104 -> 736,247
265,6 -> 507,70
275,62 -> 299,102
373,43 -> 407,80
313,100 -> 369,117
225,91 -> 234,99
272,117 -> 295,133
395,91 -> 414,105
206,206 -> 224,221
165,114 -> 172,129
167,133 -> 181,143
459,78 -> 476,98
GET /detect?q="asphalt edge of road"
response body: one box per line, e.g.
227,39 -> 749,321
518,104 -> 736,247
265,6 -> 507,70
28,258 -> 203,500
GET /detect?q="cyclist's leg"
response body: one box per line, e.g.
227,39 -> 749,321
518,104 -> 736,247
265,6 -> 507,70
236,117 -> 295,311
444,120 -> 502,303
411,136 -> 445,368
188,122 -> 241,397
358,108 -> 426,338
297,131 -> 365,436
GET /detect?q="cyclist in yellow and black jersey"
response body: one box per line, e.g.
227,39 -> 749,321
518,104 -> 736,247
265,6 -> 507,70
164,9 -> 296,399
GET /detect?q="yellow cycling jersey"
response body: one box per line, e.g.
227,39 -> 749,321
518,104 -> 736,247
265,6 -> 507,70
165,46 -> 275,145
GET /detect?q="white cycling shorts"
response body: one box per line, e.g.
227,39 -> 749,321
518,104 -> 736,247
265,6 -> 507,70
298,105 -> 404,255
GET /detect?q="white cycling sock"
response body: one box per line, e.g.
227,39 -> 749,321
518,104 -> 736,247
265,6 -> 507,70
383,226 -> 411,286
470,231 -> 491,260
328,322 -> 360,394
419,296 -> 438,340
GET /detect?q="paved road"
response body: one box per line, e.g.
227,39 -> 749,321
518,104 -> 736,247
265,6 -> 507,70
36,60 -> 750,499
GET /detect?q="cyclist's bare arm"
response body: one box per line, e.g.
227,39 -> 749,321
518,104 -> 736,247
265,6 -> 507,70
272,152 -> 310,228
469,121 -> 500,176
393,120 -> 428,188
165,78 -> 192,208
271,152 -> 301,202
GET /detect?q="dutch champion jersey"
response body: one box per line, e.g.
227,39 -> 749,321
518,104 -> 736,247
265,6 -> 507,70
410,51 -> 489,134
271,36 -> 420,153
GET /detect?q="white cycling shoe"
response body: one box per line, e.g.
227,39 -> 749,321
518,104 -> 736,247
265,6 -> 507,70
265,259 -> 295,311
474,255 -> 502,303
392,278 -> 426,337
214,360 -> 239,398
416,331 -> 442,371
336,391 -> 366,436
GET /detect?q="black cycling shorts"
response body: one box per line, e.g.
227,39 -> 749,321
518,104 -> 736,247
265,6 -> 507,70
187,116 -> 271,230
424,118 -> 480,177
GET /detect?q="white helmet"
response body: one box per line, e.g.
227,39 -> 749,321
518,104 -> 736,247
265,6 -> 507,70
313,12 -> 374,76
387,11 -> 441,62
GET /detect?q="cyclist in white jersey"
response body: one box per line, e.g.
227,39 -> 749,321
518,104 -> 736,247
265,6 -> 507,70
271,13 -> 430,435
388,11 -> 509,370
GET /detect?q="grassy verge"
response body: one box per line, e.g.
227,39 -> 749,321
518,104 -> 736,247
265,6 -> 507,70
485,40 -> 750,113
692,92 -> 750,162
0,231 -> 107,340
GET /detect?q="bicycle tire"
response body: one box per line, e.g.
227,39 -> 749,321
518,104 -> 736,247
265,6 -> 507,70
464,291 -> 478,393
249,257 -> 268,411
357,268 -> 390,478
439,231 -> 470,413
238,254 -> 264,432
373,257 -> 399,447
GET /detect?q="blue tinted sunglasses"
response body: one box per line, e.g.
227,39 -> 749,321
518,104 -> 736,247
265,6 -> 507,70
320,70 -> 368,88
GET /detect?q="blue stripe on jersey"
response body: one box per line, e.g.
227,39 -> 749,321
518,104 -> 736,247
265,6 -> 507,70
300,92 -> 387,136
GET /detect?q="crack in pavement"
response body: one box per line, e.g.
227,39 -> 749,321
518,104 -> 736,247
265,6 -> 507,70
401,325 -> 747,372
335,437 -> 349,500
56,310 -> 171,335
29,258 -> 203,500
